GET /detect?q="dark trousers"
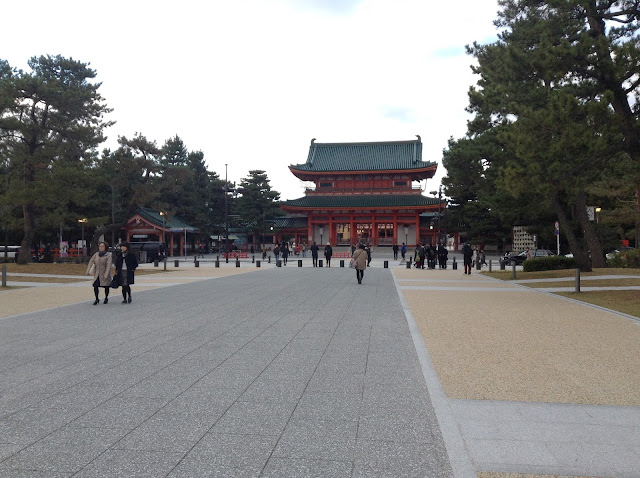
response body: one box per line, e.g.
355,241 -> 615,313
356,269 -> 364,282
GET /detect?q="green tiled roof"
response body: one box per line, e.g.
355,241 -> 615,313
136,207 -> 198,231
290,138 -> 436,172
283,195 -> 439,209
272,216 -> 308,228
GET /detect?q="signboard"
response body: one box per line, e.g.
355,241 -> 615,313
586,207 -> 595,221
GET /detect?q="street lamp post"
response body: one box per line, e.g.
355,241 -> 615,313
225,163 -> 229,263
595,206 -> 602,224
78,218 -> 87,258
430,186 -> 443,244
159,211 -> 166,245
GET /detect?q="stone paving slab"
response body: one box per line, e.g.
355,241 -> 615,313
0,267 -> 457,477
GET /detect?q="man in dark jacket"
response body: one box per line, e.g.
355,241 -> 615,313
418,243 -> 426,269
462,242 -> 473,275
437,243 -> 448,269
310,242 -> 319,267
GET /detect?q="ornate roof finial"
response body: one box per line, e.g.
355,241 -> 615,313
311,138 -> 316,144
415,135 -> 421,142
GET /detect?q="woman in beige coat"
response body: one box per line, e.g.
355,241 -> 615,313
86,241 -> 113,305
352,243 -> 368,284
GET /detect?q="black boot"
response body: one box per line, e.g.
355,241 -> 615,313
93,299 -> 99,305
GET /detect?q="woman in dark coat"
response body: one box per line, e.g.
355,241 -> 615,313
324,242 -> 333,267
115,241 -> 138,304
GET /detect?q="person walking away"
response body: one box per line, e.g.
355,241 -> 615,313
86,241 -> 113,305
282,243 -> 289,265
428,244 -> 437,269
324,242 -> 333,267
353,243 -> 368,284
310,242 -> 319,267
115,241 -> 138,304
401,243 -> 406,261
273,244 -> 280,263
463,242 -> 473,275
418,243 -> 427,269
392,244 -> 399,260
366,244 -> 372,266
438,243 -> 448,269
301,243 -> 307,258
480,249 -> 487,267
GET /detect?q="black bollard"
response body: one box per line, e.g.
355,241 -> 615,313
340,260 -> 345,267
236,260 -> 240,268
319,260 -> 323,267
575,268 -> 580,293
476,260 -> 481,270
215,259 -> 219,268
195,261 -> 199,267
384,260 -> 388,268
268,255 -> 271,263
256,260 -> 261,267
298,260 -> 302,267
164,258 -> 167,271
489,260 -> 492,272
452,257 -> 457,270
1,264 -> 6,287
154,260 -> 159,267
512,263 -> 517,279
406,261 -> 411,269
252,255 -> 255,263
174,260 -> 179,267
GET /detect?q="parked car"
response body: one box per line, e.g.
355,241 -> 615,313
502,249 -> 555,265
129,241 -> 164,262
606,246 -> 635,259
0,245 -> 20,262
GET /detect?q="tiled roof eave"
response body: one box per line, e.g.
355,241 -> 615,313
289,165 -> 437,175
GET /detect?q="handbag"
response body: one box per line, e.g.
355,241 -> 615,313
110,273 -> 120,289
349,258 -> 357,269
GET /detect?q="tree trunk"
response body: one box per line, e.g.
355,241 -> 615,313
575,190 -> 607,268
553,192 -> 591,272
636,185 -> 640,249
18,204 -> 35,264
90,221 -> 126,254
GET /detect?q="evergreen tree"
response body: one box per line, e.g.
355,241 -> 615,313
235,170 -> 282,242
0,55 -> 112,263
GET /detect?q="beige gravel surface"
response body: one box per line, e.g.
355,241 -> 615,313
477,473 -> 609,478
395,268 -> 640,406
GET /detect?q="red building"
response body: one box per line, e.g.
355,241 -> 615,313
281,137 -> 443,248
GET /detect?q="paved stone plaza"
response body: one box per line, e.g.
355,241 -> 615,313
0,266 -> 460,477
1,259 -> 639,477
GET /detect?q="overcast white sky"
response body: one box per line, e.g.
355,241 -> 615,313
3,0 -> 500,200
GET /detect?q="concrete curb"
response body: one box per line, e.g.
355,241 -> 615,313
392,269 -> 477,478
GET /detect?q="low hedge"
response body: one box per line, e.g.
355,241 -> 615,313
606,249 -> 640,268
523,255 -> 576,272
